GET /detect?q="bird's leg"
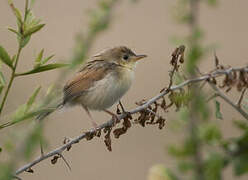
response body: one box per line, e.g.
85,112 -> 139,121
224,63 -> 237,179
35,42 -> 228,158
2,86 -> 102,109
118,100 -> 126,112
103,109 -> 119,125
119,100 -> 131,117
81,105 -> 98,129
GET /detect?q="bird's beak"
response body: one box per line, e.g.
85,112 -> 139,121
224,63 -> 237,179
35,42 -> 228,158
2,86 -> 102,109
133,54 -> 147,61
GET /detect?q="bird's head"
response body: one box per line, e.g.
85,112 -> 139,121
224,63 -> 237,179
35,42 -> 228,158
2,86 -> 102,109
93,46 -> 147,69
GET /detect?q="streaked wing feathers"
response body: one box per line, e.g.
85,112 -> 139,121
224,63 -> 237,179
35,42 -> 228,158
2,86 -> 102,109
63,60 -> 117,104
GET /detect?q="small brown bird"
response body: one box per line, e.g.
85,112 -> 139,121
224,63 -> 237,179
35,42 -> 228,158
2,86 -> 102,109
39,46 -> 147,127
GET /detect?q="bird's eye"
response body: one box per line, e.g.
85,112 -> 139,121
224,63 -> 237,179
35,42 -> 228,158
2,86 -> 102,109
123,55 -> 129,60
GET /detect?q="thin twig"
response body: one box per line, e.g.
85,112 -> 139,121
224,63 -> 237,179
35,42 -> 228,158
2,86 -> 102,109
237,88 -> 247,108
209,83 -> 248,120
15,66 -> 248,175
59,153 -> 71,171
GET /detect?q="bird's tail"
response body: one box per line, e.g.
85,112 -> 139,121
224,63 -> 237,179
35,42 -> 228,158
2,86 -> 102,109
36,102 -> 64,121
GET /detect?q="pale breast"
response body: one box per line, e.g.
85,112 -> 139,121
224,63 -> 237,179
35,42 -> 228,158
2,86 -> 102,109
78,67 -> 134,110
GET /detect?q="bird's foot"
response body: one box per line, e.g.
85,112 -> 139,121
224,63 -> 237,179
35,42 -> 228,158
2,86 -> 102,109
118,100 -> 132,118
91,120 -> 99,130
112,114 -> 120,126
104,109 -> 120,126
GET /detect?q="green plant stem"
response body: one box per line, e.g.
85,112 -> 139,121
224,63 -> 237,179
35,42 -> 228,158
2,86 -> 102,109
188,0 -> 205,179
0,46 -> 22,115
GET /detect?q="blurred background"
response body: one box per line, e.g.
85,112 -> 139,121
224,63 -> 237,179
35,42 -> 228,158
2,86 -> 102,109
0,0 -> 248,179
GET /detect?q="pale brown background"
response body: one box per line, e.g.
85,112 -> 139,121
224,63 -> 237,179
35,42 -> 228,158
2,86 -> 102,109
0,0 -> 248,180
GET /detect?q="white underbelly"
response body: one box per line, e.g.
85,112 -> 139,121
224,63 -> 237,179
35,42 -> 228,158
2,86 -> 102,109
79,70 -> 134,110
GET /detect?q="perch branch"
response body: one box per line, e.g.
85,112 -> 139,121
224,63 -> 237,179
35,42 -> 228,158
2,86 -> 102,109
209,83 -> 248,120
15,66 -> 248,175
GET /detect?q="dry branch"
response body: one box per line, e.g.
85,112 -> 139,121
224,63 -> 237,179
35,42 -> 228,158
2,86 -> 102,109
15,65 -> 248,175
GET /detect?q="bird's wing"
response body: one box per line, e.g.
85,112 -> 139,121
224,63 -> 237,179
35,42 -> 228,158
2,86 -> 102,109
63,60 -> 117,104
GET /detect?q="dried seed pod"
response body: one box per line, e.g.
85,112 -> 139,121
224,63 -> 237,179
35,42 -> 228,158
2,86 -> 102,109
51,155 -> 59,164
104,128 -> 112,151
26,168 -> 34,173
63,138 -> 72,151
85,131 -> 96,141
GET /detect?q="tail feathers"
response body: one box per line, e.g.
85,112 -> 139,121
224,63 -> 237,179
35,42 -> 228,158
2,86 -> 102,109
36,102 -> 64,121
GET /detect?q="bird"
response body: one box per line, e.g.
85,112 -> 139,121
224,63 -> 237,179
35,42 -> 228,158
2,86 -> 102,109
39,46 -> 147,127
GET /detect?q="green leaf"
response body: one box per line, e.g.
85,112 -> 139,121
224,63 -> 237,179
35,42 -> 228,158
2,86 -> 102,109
204,152 -> 225,180
215,100 -> 223,120
0,85 -> 4,96
0,71 -> 5,95
0,46 -> 13,68
11,54 -> 16,63
206,0 -> 218,6
186,45 -> 204,73
23,24 -> 45,37
26,86 -> 41,112
0,108 -> 48,129
16,63 -> 68,76
168,138 -> 195,158
34,49 -> 44,68
30,0 -> 36,9
194,94 -> 210,120
19,35 -> 31,48
148,165 -> 179,180
0,163 -> 14,180
234,154 -> 248,176
233,120 -> 248,131
14,7 -> 23,24
199,123 -> 222,144
7,0 -> 13,5
41,54 -> 55,65
7,27 -> 21,36
178,160 -> 194,173
0,71 -> 5,86
24,11 -> 41,29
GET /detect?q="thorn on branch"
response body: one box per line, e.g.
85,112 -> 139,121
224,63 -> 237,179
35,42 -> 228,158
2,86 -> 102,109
214,51 -> 219,68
